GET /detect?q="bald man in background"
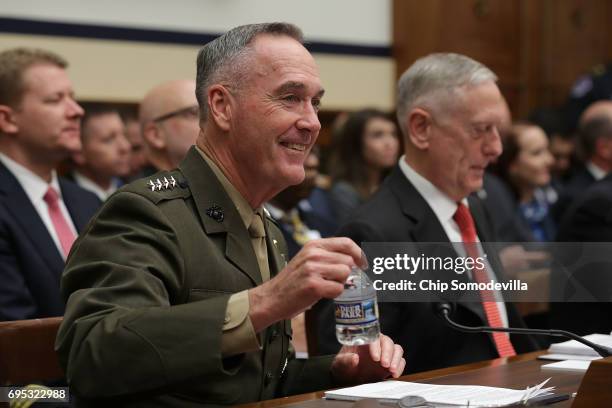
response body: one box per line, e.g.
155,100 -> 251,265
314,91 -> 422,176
553,100 -> 612,222
138,79 -> 199,176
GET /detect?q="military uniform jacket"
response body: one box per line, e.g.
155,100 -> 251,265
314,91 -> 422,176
56,147 -> 334,407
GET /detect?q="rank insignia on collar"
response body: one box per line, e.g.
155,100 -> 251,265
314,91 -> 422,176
206,205 -> 224,222
148,176 -> 178,192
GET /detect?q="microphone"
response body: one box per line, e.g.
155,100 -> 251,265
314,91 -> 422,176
434,302 -> 612,357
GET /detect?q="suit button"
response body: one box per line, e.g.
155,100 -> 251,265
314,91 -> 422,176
264,371 -> 274,385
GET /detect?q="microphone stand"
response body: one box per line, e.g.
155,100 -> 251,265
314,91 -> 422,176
436,303 -> 612,358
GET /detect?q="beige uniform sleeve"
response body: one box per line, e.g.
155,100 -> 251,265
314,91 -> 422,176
221,290 -> 261,356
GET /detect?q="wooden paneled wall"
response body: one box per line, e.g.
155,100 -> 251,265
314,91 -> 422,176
393,0 -> 612,118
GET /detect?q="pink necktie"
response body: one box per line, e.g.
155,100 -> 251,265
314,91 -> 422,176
43,187 -> 76,258
453,202 -> 516,358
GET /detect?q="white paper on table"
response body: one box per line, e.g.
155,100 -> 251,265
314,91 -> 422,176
541,360 -> 592,373
548,333 -> 612,357
538,353 -> 601,361
324,379 -> 553,406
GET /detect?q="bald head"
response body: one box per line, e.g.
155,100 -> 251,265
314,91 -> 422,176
579,100 -> 612,126
139,79 -> 197,126
139,79 -> 199,170
577,100 -> 612,166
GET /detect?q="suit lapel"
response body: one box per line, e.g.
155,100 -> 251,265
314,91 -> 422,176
469,194 -> 494,243
387,167 -> 448,243
60,178 -> 93,231
0,162 -> 64,275
178,148 -> 262,286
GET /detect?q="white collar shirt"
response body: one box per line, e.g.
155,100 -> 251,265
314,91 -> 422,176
586,161 -> 608,181
73,171 -> 119,202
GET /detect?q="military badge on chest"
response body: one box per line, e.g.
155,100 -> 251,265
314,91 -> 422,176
206,205 -> 224,222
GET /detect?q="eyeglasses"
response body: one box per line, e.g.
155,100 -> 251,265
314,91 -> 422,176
153,105 -> 199,123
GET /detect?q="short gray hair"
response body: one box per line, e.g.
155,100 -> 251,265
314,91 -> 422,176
396,53 -> 497,134
195,22 -> 303,118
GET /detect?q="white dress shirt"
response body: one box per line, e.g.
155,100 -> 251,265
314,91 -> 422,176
586,161 -> 608,181
73,171 -> 120,202
398,156 -> 509,326
0,153 -> 77,259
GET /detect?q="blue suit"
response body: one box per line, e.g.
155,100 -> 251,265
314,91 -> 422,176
0,162 -> 101,320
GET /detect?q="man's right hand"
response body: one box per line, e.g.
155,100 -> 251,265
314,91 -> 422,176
248,237 -> 363,333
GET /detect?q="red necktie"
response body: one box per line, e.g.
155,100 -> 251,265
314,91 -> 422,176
43,187 -> 76,258
453,202 -> 516,358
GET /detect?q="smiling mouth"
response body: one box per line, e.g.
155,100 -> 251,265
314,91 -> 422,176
280,142 -> 307,152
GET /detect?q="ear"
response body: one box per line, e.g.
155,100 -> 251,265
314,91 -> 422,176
0,105 -> 19,134
407,108 -> 433,150
207,84 -> 232,132
142,122 -> 166,150
598,137 -> 612,160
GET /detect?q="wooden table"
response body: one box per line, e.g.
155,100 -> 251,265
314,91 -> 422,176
239,352 -> 583,407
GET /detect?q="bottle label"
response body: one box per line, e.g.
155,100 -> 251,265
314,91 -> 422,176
335,299 -> 379,325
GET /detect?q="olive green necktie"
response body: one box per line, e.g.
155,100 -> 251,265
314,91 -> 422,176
248,212 -> 270,282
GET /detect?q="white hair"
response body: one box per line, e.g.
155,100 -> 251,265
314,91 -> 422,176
396,53 -> 497,135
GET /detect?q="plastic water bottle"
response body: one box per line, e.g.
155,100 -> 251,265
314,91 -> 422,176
335,266 -> 380,345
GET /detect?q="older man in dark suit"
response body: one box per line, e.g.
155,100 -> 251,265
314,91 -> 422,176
0,48 -> 100,321
56,23 -> 405,407
327,53 -> 537,372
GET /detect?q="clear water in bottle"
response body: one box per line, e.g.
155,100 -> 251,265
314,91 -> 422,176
335,266 -> 380,346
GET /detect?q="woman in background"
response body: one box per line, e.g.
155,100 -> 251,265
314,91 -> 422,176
328,109 -> 400,224
494,122 -> 557,241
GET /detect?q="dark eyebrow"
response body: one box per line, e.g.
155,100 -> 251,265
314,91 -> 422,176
275,81 -> 325,98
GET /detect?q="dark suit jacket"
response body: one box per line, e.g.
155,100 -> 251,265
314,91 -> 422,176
551,173 -> 612,335
0,161 -> 100,320
552,167 -> 597,224
56,148 -> 334,407
320,166 -> 536,373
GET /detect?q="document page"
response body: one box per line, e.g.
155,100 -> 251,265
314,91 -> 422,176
547,333 -> 612,357
325,380 -> 553,405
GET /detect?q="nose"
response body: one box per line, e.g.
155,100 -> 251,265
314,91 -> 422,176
484,126 -> 503,158
296,103 -> 321,134
66,97 -> 84,118
118,134 -> 131,155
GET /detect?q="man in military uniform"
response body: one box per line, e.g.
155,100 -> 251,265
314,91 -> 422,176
56,23 -> 405,407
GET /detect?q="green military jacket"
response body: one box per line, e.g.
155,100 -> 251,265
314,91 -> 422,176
55,147 -> 335,407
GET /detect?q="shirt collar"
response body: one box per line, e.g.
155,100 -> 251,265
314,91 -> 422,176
73,171 -> 119,201
196,146 -> 262,230
0,152 -> 62,204
586,161 -> 608,181
398,155 -> 467,223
